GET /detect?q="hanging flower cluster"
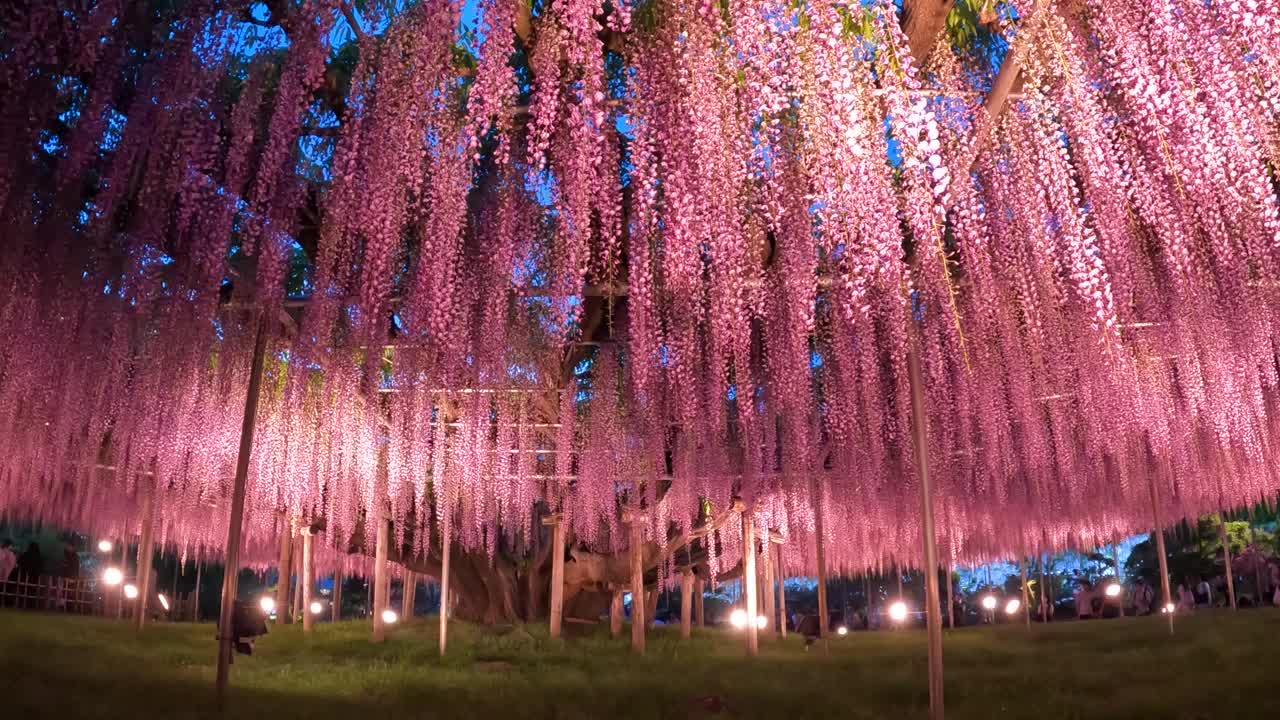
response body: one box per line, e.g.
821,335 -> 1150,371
1,0 -> 1280,582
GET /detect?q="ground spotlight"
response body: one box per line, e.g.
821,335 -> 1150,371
260,596 -> 276,614
836,625 -> 849,636
981,595 -> 998,611
102,567 -> 123,586
755,615 -> 767,630
123,583 -> 139,600
1004,598 -> 1021,615
310,601 -> 324,615
1104,583 -> 1122,598
729,608 -> 748,629
381,609 -> 398,625
97,539 -> 113,553
889,601 -> 908,623
1163,602 -> 1176,614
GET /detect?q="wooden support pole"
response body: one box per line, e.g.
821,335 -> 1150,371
1019,557 -> 1030,628
945,563 -> 955,629
1113,545 -> 1123,583
292,545 -> 303,622
547,514 -> 565,639
332,571 -> 342,622
761,532 -> 776,636
1148,467 -> 1174,634
775,544 -> 787,637
439,506 -> 452,656
741,510 -> 759,656
695,577 -> 705,627
372,516 -> 390,643
812,478 -> 829,639
193,561 -> 202,623
680,571 -> 693,639
134,484 -> 155,632
908,346 -> 945,720
301,529 -> 315,634
610,589 -> 624,638
215,314 -> 269,706
276,520 -> 293,624
403,571 -> 417,619
628,510 -> 646,655
1219,520 -> 1236,611
1039,557 -> 1049,622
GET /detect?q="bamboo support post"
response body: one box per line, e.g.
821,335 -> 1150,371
741,510 -> 759,656
215,315 -> 269,706
403,571 -> 417,618
292,546 -> 303,621
546,514 -> 565,639
945,563 -> 955,629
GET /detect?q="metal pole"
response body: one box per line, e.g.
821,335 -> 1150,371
372,516 -> 389,642
1019,557 -> 1030,628
776,545 -> 787,638
908,347 -> 944,720
945,563 -> 955,629
762,533 -> 776,636
332,571 -> 342,622
215,314 -> 269,706
629,512 -> 646,655
438,503 -> 451,656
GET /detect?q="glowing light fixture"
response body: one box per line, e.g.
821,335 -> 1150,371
1105,583 -> 1122,598
260,596 -> 276,614
755,615 -> 767,630
381,609 -> 398,625
889,601 -> 908,622
158,594 -> 170,611
97,539 -> 113,553
836,625 -> 849,636
1163,602 -> 1176,614
729,608 -> 748,629
310,601 -> 324,615
102,567 -> 123,586
981,595 -> 998,611
123,583 -> 139,599
1004,598 -> 1021,615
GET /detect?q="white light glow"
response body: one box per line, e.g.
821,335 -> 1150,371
889,601 -> 908,622
158,594 -> 170,611
1164,602 -> 1176,614
123,583 -> 139,600
381,609 -> 398,625
1105,583 -> 1122,598
981,595 -> 998,611
1004,598 -> 1021,615
97,539 -> 113,553
310,601 -> 324,615
102,567 -> 123,586
729,608 -> 748,629
755,615 -> 767,630
260,596 -> 276,614
836,625 -> 849,636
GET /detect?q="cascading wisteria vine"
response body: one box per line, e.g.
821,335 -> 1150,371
3,0 -> 1280,597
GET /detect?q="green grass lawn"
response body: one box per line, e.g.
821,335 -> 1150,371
2,610 -> 1277,719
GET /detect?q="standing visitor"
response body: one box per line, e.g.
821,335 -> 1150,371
1176,582 -> 1195,612
16,542 -> 44,609
1073,579 -> 1094,619
1195,576 -> 1212,607
1132,578 -> 1153,615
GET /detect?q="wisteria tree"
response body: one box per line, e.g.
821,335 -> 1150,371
2,0 -> 1279,625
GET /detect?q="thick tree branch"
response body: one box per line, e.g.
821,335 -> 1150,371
901,0 -> 957,67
